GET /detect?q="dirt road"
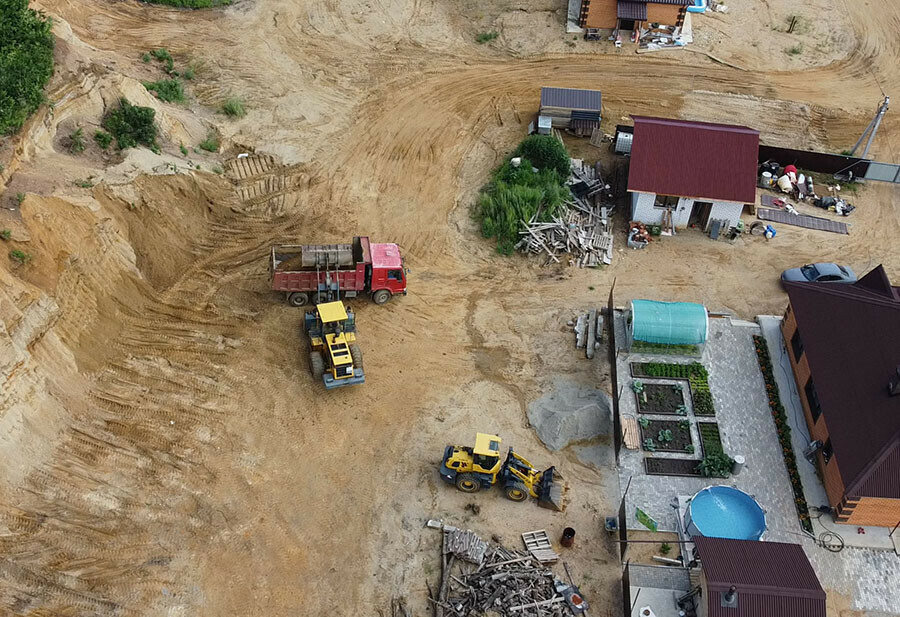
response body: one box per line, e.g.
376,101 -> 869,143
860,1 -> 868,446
0,0 -> 899,615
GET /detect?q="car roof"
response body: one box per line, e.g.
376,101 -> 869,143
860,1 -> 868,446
812,263 -> 842,276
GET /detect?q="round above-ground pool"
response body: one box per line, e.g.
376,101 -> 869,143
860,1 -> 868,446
684,486 -> 766,541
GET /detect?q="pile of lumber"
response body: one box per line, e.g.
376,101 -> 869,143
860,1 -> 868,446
432,537 -> 570,617
445,527 -> 488,565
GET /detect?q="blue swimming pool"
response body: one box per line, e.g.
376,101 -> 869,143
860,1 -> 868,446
684,486 -> 766,541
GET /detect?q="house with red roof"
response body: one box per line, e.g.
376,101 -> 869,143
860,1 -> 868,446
782,265 -> 900,526
577,0 -> 692,37
627,116 -> 760,233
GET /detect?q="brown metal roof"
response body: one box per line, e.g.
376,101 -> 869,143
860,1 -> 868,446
693,537 -> 825,617
784,265 -> 900,499
540,87 -> 602,112
618,1 -> 647,20
627,116 -> 759,204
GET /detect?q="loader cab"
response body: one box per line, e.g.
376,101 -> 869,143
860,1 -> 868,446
472,433 -> 502,474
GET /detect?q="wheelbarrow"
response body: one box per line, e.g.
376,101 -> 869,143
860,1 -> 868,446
604,516 -> 619,534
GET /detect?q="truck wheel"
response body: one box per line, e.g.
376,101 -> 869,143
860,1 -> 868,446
504,482 -> 529,502
455,473 -> 481,493
372,289 -> 392,305
288,292 -> 309,307
309,351 -> 325,380
349,343 -> 363,370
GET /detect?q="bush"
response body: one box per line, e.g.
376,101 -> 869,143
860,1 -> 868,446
660,543 -> 671,555
199,135 -> 219,152
102,98 -> 159,151
144,78 -> 185,103
9,249 -> 31,264
696,451 -> 734,478
150,48 -> 174,73
67,127 -> 86,153
94,130 -> 113,149
513,135 -> 571,177
475,31 -> 498,44
221,97 -> 246,118
0,229 -> 11,240
0,0 -> 55,134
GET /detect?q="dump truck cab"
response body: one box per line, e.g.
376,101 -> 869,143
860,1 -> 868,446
305,301 -> 365,389
368,241 -> 408,305
439,433 -> 502,491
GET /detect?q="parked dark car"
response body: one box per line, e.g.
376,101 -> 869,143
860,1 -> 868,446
781,263 -> 857,285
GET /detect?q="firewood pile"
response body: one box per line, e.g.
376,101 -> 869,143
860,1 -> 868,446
431,528 -> 587,617
514,159 -> 615,268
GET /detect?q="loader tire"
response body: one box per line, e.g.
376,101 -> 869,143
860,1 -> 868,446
455,473 -> 481,493
309,351 -> 325,380
288,292 -> 309,307
504,482 -> 529,502
349,344 -> 363,370
372,289 -> 392,305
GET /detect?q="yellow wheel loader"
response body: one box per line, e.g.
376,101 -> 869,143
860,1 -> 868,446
304,300 -> 365,389
438,433 -> 567,511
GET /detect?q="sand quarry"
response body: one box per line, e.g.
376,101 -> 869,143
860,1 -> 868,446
1,0 -> 899,615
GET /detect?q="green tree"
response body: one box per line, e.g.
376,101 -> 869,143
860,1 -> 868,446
0,0 -> 55,134
513,135 -> 571,177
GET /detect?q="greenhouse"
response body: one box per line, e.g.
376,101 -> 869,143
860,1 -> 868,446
628,300 -> 708,355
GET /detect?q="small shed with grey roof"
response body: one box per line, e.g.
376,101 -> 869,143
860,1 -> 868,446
539,87 -> 603,135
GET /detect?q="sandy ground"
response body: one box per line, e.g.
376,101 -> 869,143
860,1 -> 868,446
1,0 -> 899,615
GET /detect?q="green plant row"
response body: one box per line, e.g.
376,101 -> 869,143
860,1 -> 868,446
634,361 -> 716,415
631,341 -> 700,355
753,334 -> 813,533
698,422 -> 723,453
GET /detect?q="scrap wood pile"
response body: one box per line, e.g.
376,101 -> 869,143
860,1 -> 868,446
516,160 -> 614,268
431,527 -> 587,617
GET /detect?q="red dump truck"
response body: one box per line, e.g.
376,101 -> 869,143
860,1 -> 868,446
270,237 -> 408,306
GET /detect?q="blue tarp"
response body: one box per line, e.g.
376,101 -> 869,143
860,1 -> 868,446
631,300 -> 708,345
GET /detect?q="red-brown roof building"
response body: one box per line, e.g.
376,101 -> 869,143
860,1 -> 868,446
693,537 -> 826,617
578,0 -> 692,36
782,265 -> 900,526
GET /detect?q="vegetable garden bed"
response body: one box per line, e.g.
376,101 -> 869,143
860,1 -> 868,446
697,422 -> 723,455
630,361 -> 716,416
640,419 -> 693,453
753,334 -> 813,533
644,457 -> 702,477
636,384 -> 686,415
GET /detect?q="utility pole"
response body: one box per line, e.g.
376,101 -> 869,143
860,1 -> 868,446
849,95 -> 890,158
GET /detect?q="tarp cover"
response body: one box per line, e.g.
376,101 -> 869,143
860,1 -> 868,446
631,300 -> 708,345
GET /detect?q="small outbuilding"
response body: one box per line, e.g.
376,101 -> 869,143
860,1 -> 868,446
629,299 -> 707,354
539,87 -> 602,136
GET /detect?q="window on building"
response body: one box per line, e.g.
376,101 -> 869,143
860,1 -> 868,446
805,377 -> 822,422
822,439 -> 833,464
653,194 -> 679,209
791,328 -> 804,361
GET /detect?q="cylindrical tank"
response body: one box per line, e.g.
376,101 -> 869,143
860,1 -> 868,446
301,244 -> 354,268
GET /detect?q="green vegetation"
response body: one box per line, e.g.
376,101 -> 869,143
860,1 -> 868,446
142,52 -> 152,63
16,192 -> 25,205
9,249 -> 32,264
199,134 -> 219,152
221,97 -> 246,118
67,127 -> 86,153
144,78 -> 185,103
698,422 -> 723,453
102,98 -> 159,152
638,417 -> 650,429
642,438 -> 656,452
785,44 -> 803,56
475,31 -> 498,44
180,143 -> 189,156
141,0 -> 233,8
657,429 -> 673,443
696,451 -> 735,478
476,136 -> 571,255
182,65 -> 195,80
74,178 -> 93,188
0,229 -> 11,240
212,165 -> 223,174
660,543 -> 672,556
632,361 -> 716,415
150,48 -> 175,73
0,0 -> 55,134
94,130 -> 113,149
631,341 -> 700,355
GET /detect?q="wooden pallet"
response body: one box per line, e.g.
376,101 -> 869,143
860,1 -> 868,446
622,417 -> 640,450
521,530 -> 559,564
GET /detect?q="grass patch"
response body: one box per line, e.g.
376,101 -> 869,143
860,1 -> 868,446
16,192 -> 25,205
74,178 -> 93,188
180,143 -> 189,156
0,229 -> 11,241
144,78 -> 185,103
182,65 -> 195,80
102,98 -> 160,152
94,130 -> 113,149
150,48 -> 175,73
476,135 -> 571,255
199,135 -> 219,152
9,249 -> 32,264
67,127 -> 86,154
0,0 -> 55,134
785,44 -> 803,56
221,97 -> 246,118
697,422 -> 723,455
475,31 -> 498,44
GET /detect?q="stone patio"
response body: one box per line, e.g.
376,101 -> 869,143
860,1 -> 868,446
612,312 -> 900,614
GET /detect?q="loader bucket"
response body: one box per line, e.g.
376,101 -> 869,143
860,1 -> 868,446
537,467 -> 568,512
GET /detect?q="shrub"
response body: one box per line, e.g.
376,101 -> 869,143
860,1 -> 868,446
151,48 -> 175,73
144,78 -> 185,103
0,229 -> 11,240
475,31 -> 498,44
9,249 -> 31,264
199,135 -> 219,152
696,451 -> 734,477
16,192 -> 25,205
102,98 -> 159,151
180,143 -> 189,155
142,52 -> 151,63
660,543 -> 672,555
66,127 -> 86,153
513,135 -> 570,177
0,0 -> 55,134
94,130 -> 113,149
182,65 -> 195,80
221,97 -> 246,118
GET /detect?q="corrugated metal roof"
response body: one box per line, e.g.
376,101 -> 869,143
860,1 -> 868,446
784,265 -> 900,499
694,537 -> 825,617
627,116 -> 759,204
540,87 -> 602,112
618,1 -> 647,20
